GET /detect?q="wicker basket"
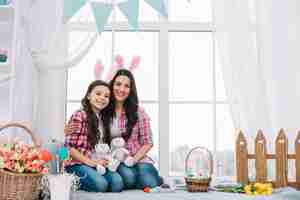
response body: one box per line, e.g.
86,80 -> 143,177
185,146 -> 213,192
0,123 -> 43,200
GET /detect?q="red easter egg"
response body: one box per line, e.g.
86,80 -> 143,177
40,149 -> 52,162
143,187 -> 150,193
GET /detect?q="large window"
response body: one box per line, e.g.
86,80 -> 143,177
66,0 -> 235,177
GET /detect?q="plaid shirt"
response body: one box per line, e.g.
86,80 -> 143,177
116,106 -> 154,164
64,110 -> 94,166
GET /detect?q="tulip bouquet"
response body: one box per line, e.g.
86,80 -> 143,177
0,141 -> 52,174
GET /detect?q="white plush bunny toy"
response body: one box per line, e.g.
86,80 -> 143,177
110,137 -> 136,167
94,143 -> 120,174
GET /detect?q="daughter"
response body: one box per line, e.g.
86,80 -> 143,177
64,80 -> 123,192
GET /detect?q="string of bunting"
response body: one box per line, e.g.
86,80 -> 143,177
63,0 -> 168,34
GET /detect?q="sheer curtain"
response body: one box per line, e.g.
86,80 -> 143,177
213,0 -> 300,179
25,0 -> 96,142
213,0 -> 300,141
0,0 -> 37,143
0,0 -> 96,143
7,0 -> 67,143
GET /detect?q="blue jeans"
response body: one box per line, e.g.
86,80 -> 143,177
118,163 -> 162,189
66,164 -> 124,192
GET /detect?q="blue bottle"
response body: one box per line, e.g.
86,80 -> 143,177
0,0 -> 7,5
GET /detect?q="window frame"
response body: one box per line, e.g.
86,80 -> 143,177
66,3 -> 231,178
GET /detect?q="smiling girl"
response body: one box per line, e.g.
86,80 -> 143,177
64,80 -> 124,192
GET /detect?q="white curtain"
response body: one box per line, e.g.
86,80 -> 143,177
213,0 -> 300,142
24,0 -> 96,143
9,0 -> 67,143
0,0 -> 96,143
0,0 -> 37,143
213,0 -> 300,179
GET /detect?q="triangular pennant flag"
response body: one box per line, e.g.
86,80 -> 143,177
118,0 -> 139,30
90,2 -> 113,34
63,0 -> 87,22
144,0 -> 168,18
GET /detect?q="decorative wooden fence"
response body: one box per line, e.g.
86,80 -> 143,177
236,129 -> 300,189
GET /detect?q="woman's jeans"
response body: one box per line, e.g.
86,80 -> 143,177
66,164 -> 124,192
117,163 -> 162,189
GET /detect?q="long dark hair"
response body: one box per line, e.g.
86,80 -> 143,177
81,80 -> 111,147
109,69 -> 139,141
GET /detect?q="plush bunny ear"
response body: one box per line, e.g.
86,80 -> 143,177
115,54 -> 124,68
128,56 -> 141,71
94,59 -> 104,80
106,55 -> 124,82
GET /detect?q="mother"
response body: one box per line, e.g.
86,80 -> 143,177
108,69 -> 161,189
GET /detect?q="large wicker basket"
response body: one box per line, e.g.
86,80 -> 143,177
185,146 -> 213,192
0,123 -> 43,200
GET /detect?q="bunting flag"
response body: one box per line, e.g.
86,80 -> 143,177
90,2 -> 113,34
63,0 -> 87,22
118,0 -> 139,30
144,0 -> 168,18
63,0 -> 168,32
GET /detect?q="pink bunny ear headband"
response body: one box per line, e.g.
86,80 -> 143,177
94,54 -> 141,81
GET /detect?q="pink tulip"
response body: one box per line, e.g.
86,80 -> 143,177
41,167 -> 49,174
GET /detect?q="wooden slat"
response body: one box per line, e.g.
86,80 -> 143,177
249,181 -> 274,184
255,130 -> 267,182
236,130 -> 248,184
248,154 -> 256,159
236,129 -> 300,189
287,154 -> 296,159
288,182 -> 300,189
275,129 -> 288,187
248,154 -> 295,159
267,154 -> 276,159
296,131 -> 300,189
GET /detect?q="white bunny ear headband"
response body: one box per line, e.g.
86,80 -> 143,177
94,55 -> 141,82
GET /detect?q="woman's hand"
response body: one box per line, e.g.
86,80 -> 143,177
133,144 -> 153,162
86,159 -> 108,168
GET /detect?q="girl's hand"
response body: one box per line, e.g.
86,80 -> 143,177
97,159 -> 109,167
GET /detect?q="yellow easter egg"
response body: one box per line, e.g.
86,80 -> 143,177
266,187 -> 273,195
244,185 -> 251,192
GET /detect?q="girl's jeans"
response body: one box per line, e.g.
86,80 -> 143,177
117,163 -> 162,189
66,164 -> 124,192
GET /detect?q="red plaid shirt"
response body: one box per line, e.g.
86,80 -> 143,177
117,106 -> 154,163
64,110 -> 94,166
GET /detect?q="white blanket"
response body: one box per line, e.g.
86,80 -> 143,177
71,187 -> 300,200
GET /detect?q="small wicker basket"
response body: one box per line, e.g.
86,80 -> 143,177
185,146 -> 213,192
0,122 -> 43,200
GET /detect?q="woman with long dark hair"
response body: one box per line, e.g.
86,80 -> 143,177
64,80 -> 124,192
108,69 -> 161,189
